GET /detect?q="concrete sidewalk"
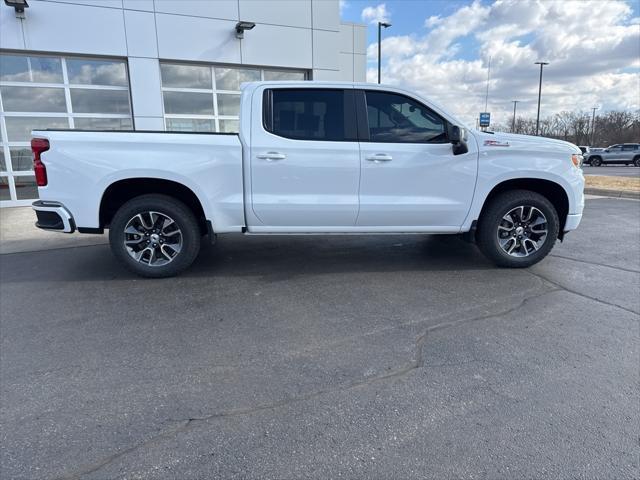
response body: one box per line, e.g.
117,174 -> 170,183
0,206 -> 107,255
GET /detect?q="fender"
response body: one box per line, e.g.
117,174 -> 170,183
462,169 -> 579,232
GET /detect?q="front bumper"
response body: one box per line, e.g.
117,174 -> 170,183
564,213 -> 582,232
32,200 -> 76,233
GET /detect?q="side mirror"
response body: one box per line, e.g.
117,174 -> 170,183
450,125 -> 468,155
604,149 -> 610,153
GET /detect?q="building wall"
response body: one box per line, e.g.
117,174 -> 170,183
0,0 -> 367,206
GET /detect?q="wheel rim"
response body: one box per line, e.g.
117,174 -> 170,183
496,205 -> 548,258
123,211 -> 183,267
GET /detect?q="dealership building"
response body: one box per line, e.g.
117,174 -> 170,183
0,0 -> 367,206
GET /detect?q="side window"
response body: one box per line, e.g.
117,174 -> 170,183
622,145 -> 635,151
609,145 -> 622,152
266,89 -> 349,141
364,91 -> 448,143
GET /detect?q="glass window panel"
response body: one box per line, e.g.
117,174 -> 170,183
364,91 -> 447,143
9,148 -> 32,172
14,175 -> 38,200
30,57 -> 64,83
70,89 -> 131,114
73,117 -> 133,130
263,70 -> 306,81
0,86 -> 67,112
165,118 -> 215,132
219,119 -> 239,133
66,59 -> 127,86
0,176 -> 10,201
0,54 -> 29,82
0,151 -> 6,171
5,117 -> 69,142
270,89 -> 345,141
163,91 -> 213,115
160,64 -> 211,89
215,67 -> 260,91
0,55 -> 63,83
217,94 -> 240,116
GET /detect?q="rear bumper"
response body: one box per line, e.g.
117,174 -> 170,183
32,200 -> 76,233
564,213 -> 582,232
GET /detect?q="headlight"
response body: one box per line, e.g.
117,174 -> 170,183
571,154 -> 583,168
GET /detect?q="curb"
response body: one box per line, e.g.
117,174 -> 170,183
584,187 -> 640,200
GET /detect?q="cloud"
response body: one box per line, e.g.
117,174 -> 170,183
361,3 -> 390,24
339,0 -> 348,16
370,0 -> 640,127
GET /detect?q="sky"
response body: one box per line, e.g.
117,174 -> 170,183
339,0 -> 640,127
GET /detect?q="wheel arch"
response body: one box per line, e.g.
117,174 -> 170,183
477,178 -> 570,240
99,178 -> 207,233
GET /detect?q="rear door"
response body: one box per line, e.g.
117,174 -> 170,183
356,89 -> 477,228
249,87 -> 360,228
605,145 -> 623,163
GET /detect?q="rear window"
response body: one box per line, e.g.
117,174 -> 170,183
264,89 -> 353,141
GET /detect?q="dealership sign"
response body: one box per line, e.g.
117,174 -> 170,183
479,112 -> 490,127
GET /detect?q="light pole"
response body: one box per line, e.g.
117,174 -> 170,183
377,21 -> 391,84
534,61 -> 549,136
590,107 -> 598,146
511,100 -> 519,133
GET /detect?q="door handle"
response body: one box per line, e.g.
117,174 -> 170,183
257,152 -> 286,161
365,153 -> 393,162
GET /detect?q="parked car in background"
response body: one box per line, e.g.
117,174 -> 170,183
585,143 -> 640,166
30,81 -> 585,277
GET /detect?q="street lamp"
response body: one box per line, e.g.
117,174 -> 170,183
511,100 -> 519,133
534,61 -> 549,136
590,106 -> 598,146
377,21 -> 391,84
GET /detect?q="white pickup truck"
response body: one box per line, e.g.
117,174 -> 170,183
31,81 -> 584,277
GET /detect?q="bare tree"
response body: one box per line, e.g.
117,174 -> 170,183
490,110 -> 639,146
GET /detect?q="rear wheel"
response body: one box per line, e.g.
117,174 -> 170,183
477,190 -> 559,268
109,194 -> 201,278
591,156 -> 602,167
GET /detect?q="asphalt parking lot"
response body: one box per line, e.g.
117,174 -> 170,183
582,166 -> 640,177
1,196 -> 639,480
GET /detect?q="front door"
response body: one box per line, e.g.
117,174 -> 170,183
250,88 -> 360,228
357,90 -> 477,228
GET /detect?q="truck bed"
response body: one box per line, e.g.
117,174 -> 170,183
32,129 -> 246,232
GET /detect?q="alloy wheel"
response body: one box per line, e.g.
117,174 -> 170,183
123,211 -> 183,266
496,205 -> 548,257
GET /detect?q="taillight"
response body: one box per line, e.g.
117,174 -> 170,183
31,138 -> 49,187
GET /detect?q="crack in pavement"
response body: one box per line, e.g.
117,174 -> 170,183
548,253 -> 640,274
56,287 -> 561,480
527,270 -> 640,316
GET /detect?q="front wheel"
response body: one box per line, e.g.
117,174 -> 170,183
109,194 -> 201,278
634,157 -> 640,167
476,190 -> 559,268
591,157 -> 602,167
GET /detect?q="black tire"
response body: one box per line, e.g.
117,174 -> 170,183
634,157 -> 640,167
109,194 -> 201,278
591,156 -> 602,167
476,190 -> 559,268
